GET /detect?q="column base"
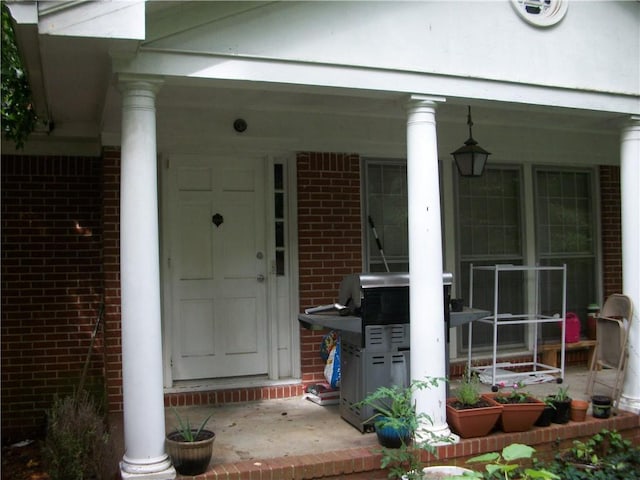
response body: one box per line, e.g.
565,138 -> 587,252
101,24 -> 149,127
120,455 -> 176,480
417,423 -> 460,445
120,469 -> 176,480
618,394 -> 640,414
120,465 -> 176,480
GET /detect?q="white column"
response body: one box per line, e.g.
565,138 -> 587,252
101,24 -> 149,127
406,95 -> 456,441
619,116 -> 640,414
119,79 -> 176,480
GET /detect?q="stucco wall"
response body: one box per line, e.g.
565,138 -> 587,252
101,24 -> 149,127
146,1 -> 639,98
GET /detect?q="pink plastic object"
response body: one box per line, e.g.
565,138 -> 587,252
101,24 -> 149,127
564,312 -> 581,343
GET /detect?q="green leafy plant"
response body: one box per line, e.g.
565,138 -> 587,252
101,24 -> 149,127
560,429 -> 633,470
465,443 -> 560,480
1,3 -> 39,149
552,385 -> 570,402
494,381 -> 534,404
356,377 -> 451,480
456,368 -> 482,406
43,391 -> 117,480
544,429 -> 640,479
171,407 -> 214,442
359,383 -> 417,430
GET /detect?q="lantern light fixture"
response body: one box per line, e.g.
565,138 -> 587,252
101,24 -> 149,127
451,106 -> 490,177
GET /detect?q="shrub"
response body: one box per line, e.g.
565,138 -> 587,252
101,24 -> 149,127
43,391 -> 117,480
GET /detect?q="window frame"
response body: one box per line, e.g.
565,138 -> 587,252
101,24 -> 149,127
533,166 -> 601,333
362,157 -> 410,273
455,165 -> 528,353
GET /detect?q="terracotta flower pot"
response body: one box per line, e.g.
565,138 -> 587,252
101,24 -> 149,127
486,394 -> 545,432
446,396 -> 503,439
570,399 -> 589,422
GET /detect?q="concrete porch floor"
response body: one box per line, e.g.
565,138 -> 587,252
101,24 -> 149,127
160,366 -> 636,475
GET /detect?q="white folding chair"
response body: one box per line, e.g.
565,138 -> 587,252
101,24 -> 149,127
585,294 -> 633,413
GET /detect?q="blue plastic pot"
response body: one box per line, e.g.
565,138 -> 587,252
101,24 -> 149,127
375,417 -> 411,448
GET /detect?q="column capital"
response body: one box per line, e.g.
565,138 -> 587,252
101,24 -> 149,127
408,94 -> 446,104
621,115 -> 640,146
118,74 -> 164,94
407,95 -> 446,112
622,115 -> 640,131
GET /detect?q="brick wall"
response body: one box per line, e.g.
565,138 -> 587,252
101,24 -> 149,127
1,155 -> 104,442
102,147 -> 123,414
600,165 -> 622,298
0,151 -> 627,436
297,152 -> 363,384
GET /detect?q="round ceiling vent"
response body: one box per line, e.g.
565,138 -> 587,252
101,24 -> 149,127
511,0 -> 568,27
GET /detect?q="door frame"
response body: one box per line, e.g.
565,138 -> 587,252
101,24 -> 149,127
159,151 -> 300,389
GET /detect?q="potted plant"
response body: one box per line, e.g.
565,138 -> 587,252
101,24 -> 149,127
165,408 -> 216,476
357,382 -> 419,448
547,385 -> 572,424
534,396 -> 556,427
446,368 -> 503,439
357,377 -> 468,480
357,378 -> 446,450
487,381 -> 545,432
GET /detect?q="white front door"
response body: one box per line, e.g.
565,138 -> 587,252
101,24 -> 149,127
167,154 -> 268,380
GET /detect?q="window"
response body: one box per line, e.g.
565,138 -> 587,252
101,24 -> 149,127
274,163 -> 286,276
363,160 -> 409,272
362,160 -> 600,356
457,167 -> 526,352
456,166 -> 599,353
535,169 -> 597,337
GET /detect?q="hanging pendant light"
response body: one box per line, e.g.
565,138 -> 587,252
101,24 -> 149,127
451,106 -> 490,177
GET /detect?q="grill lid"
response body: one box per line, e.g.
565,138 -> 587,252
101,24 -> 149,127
338,272 -> 452,309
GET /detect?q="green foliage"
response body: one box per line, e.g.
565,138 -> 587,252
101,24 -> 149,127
380,443 -> 428,480
356,377 -> 451,479
551,385 -> 570,402
450,429 -> 639,480
466,444 -> 560,480
456,368 -> 481,406
1,3 -> 38,149
494,381 -> 533,404
43,391 -> 116,480
171,407 -> 214,442
543,429 -> 640,479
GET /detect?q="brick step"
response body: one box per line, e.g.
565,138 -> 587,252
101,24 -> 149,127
187,410 -> 639,479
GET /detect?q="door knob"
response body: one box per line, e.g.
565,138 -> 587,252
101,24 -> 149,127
257,274 -> 265,282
